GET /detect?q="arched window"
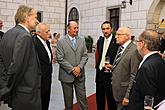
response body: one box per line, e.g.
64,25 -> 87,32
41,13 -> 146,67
68,7 -> 79,23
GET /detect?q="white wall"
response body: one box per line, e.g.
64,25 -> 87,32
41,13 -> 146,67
0,0 -> 65,35
68,0 -> 156,43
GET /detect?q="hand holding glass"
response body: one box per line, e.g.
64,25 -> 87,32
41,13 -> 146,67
144,95 -> 154,110
104,57 -> 111,72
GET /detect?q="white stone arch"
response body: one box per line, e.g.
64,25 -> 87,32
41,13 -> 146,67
147,0 -> 165,30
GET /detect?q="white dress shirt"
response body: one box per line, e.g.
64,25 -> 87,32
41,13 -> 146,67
138,51 -> 158,69
99,35 -> 112,70
37,35 -> 51,62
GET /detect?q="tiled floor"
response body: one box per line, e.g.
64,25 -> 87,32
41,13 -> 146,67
49,53 -> 96,110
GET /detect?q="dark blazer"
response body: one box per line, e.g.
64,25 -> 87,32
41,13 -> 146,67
0,25 -> 41,110
111,41 -> 141,101
33,35 -> 53,85
0,31 -> 4,39
128,53 -> 165,110
33,35 -> 53,110
95,34 -> 119,82
159,38 -> 165,53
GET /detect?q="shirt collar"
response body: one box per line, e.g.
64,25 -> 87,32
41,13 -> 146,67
104,34 -> 112,42
68,34 -> 76,41
142,51 -> 158,62
122,40 -> 131,50
18,24 -> 30,32
37,35 -> 47,46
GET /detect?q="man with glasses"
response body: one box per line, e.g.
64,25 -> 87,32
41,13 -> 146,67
128,29 -> 165,110
106,27 -> 141,110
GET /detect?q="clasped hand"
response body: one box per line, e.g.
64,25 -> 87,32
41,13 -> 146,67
72,67 -> 81,77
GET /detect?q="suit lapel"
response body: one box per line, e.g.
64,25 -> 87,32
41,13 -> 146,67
106,35 -> 115,56
35,36 -> 50,63
113,41 -> 133,67
65,35 -> 77,51
75,37 -> 81,50
46,40 -> 53,61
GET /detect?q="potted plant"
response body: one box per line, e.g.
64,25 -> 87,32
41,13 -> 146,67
85,35 -> 93,53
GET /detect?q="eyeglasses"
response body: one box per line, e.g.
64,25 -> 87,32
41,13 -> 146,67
135,40 -> 143,42
116,33 -> 128,36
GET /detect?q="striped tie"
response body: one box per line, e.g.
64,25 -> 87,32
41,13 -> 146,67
112,46 -> 124,69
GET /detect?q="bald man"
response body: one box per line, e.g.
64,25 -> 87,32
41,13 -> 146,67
128,30 -> 165,110
109,27 -> 141,110
33,23 -> 53,110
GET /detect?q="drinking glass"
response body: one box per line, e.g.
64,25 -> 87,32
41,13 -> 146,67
104,56 -> 110,73
144,95 -> 154,110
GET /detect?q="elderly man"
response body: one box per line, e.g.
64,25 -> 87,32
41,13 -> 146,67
128,30 -> 165,110
106,27 -> 141,110
33,23 -> 53,110
56,21 -> 88,110
0,5 -> 41,110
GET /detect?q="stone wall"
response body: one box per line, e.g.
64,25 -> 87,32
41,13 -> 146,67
0,0 -> 65,35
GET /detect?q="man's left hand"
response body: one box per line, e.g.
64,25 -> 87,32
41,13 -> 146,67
122,98 -> 129,106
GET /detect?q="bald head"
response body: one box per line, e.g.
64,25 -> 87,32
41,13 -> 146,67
138,29 -> 160,51
36,23 -> 51,41
115,27 -> 132,45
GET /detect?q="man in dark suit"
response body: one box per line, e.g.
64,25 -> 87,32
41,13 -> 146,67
0,5 -> 41,110
56,21 -> 88,110
107,27 -> 141,110
33,23 -> 53,110
95,21 -> 119,110
128,29 -> 165,110
0,20 -> 4,39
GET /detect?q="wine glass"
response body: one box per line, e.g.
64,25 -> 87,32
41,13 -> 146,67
144,95 -> 154,110
104,56 -> 110,73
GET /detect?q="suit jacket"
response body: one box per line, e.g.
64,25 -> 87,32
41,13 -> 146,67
56,35 -> 88,83
95,35 -> 119,83
0,31 -> 4,39
111,41 -> 141,102
0,25 -> 41,110
33,35 -> 53,92
128,53 -> 165,110
160,38 -> 165,53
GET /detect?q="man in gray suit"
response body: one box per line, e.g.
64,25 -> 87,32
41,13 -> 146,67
106,27 -> 141,110
56,21 -> 88,110
0,5 -> 41,110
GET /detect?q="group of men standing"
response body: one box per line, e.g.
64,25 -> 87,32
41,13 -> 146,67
0,4 -> 165,110
0,5 -> 88,110
95,21 -> 165,110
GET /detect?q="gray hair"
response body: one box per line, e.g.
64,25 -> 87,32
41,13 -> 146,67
15,5 -> 34,25
139,29 -> 160,51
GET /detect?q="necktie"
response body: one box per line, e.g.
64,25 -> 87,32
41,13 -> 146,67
72,38 -> 76,48
99,39 -> 109,70
112,46 -> 124,69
